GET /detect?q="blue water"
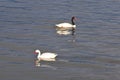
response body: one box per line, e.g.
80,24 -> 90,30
0,0 -> 120,80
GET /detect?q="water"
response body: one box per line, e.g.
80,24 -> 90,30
0,0 -> 120,80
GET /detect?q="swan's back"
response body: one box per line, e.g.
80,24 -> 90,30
56,23 -> 75,28
40,52 -> 57,59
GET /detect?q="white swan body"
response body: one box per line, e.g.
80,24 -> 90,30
56,23 -> 76,28
35,49 -> 57,60
56,17 -> 76,30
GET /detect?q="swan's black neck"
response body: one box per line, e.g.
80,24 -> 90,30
71,17 -> 75,25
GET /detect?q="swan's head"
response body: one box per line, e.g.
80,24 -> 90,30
34,49 -> 41,54
72,16 -> 76,20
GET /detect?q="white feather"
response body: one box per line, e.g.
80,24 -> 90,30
35,49 -> 57,60
56,23 -> 76,28
40,52 -> 57,59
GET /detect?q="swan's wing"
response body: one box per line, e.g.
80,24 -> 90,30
56,23 -> 73,28
41,52 -> 57,58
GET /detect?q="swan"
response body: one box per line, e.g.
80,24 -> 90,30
55,16 -> 76,30
34,49 -> 57,66
34,49 -> 57,61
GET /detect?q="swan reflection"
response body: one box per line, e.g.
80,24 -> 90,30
35,61 -> 57,70
35,58 -> 56,67
56,30 -> 75,35
55,28 -> 76,42
57,30 -> 70,35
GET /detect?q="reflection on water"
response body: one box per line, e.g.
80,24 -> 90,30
35,61 -> 40,67
56,30 -> 75,35
56,29 -> 76,43
35,62 -> 57,70
56,27 -> 75,36
56,30 -> 71,35
35,58 -> 56,67
40,64 -> 57,70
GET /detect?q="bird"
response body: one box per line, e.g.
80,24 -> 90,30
34,49 -> 57,61
34,49 -> 57,66
55,16 -> 76,31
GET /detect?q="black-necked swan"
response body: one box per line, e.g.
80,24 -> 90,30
56,16 -> 76,30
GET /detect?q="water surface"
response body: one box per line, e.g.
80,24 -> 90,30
0,0 -> 120,80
